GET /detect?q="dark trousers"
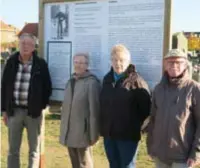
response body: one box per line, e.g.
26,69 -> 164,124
67,147 -> 93,168
104,138 -> 138,168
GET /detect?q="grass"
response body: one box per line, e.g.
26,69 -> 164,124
1,113 -> 199,168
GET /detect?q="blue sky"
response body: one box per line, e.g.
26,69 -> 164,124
1,0 -> 39,29
1,0 -> 200,32
172,0 -> 199,32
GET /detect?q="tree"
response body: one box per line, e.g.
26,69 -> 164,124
188,34 -> 200,51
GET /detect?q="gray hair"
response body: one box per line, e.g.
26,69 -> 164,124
73,52 -> 89,65
19,33 -> 36,45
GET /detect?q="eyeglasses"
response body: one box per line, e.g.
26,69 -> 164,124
167,61 -> 186,66
111,58 -> 129,63
20,41 -> 34,46
19,33 -> 35,40
73,61 -> 87,65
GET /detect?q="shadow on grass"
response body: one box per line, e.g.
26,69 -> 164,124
45,113 -> 61,120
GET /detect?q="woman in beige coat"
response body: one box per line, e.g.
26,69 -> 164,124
60,53 -> 100,168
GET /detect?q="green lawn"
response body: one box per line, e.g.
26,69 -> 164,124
1,114 -> 199,168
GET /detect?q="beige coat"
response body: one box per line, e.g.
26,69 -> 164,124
60,72 -> 100,148
147,73 -> 200,165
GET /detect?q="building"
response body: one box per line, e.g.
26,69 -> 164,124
172,32 -> 188,53
0,20 -> 20,44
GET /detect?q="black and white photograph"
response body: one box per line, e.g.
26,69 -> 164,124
50,4 -> 69,40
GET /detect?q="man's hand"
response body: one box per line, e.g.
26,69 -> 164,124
2,112 -> 8,126
187,158 -> 200,167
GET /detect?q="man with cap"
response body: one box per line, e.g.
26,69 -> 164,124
147,49 -> 200,168
1,33 -> 52,168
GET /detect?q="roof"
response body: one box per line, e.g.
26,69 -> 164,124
173,32 -> 185,36
0,20 -> 20,32
173,32 -> 187,41
18,23 -> 38,38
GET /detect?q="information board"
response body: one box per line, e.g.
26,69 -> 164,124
44,0 -> 167,101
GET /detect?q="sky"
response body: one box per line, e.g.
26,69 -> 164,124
172,0 -> 200,32
0,0 -> 200,33
1,0 -> 39,29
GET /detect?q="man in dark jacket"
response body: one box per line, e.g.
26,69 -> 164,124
147,49 -> 200,168
1,33 -> 52,168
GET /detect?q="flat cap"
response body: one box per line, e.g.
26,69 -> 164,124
164,49 -> 187,59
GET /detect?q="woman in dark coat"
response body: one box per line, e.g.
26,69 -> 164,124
100,44 -> 151,168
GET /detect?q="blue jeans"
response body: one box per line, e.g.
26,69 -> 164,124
104,138 -> 138,168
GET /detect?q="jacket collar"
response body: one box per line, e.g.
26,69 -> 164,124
161,69 -> 189,88
18,54 -> 33,65
107,64 -> 136,82
72,70 -> 91,79
13,50 -> 40,74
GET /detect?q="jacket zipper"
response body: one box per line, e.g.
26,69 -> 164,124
28,69 -> 40,116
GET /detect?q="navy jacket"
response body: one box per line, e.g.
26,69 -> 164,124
100,64 -> 151,141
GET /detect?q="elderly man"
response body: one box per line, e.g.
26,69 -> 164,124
1,33 -> 52,168
147,49 -> 200,168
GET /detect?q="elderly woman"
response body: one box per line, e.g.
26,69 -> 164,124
60,53 -> 100,168
100,44 -> 151,168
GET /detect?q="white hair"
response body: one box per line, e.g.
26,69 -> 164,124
111,44 -> 131,62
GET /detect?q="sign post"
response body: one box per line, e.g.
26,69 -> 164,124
39,109 -> 47,168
